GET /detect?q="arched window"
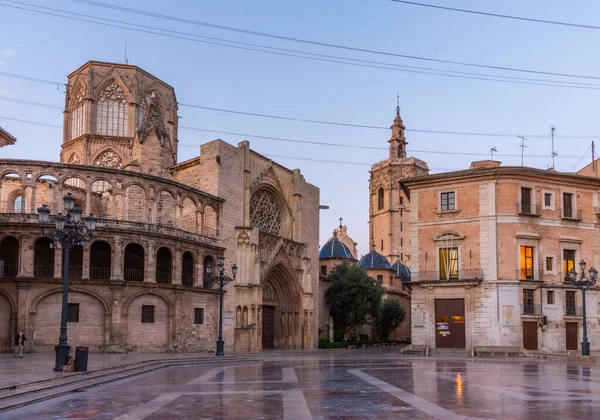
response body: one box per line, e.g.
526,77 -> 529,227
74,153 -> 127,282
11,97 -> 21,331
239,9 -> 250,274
0,236 -> 19,277
156,247 -> 172,284
90,240 -> 111,280
182,252 -> 194,286
34,237 -> 54,278
377,187 -> 384,210
124,243 -> 144,281
96,80 -> 128,137
71,87 -> 87,140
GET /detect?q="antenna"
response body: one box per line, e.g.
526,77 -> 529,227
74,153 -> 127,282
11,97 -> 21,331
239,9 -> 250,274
124,41 -> 128,64
551,126 -> 558,168
490,146 -> 497,160
518,136 -> 528,166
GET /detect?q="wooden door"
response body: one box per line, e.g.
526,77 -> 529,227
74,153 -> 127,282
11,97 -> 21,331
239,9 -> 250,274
522,321 -> 538,350
262,306 -> 275,349
435,299 -> 466,348
566,322 -> 578,351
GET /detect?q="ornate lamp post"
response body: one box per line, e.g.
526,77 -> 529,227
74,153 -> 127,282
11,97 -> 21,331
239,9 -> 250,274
213,255 -> 237,356
568,260 -> 598,356
37,193 -> 97,371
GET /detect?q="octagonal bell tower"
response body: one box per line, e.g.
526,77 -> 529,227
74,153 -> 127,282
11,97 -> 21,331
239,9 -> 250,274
60,61 -> 178,177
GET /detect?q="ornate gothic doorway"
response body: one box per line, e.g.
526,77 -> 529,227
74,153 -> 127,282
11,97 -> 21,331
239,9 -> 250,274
261,263 -> 302,349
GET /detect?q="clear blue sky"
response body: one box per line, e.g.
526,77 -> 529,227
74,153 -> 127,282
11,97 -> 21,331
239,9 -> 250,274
1,0 -> 600,256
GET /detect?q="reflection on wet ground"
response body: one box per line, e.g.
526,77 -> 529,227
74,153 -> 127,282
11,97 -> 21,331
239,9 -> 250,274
5,350 -> 600,419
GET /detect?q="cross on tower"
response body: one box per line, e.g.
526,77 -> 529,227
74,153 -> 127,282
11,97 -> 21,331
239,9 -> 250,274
339,217 -> 343,228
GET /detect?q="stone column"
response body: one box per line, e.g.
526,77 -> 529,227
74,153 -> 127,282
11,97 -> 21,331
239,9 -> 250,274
53,244 -> 62,279
145,241 -> 156,283
16,284 -> 31,352
195,251 -> 204,287
20,186 -> 27,213
82,243 -> 90,280
85,190 -> 91,215
30,186 -> 37,213
173,248 -> 182,285
121,193 -> 127,221
112,238 -> 123,280
19,236 -> 33,278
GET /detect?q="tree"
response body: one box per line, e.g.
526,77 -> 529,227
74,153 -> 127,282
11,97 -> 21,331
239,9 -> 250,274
324,262 -> 384,339
376,299 -> 406,342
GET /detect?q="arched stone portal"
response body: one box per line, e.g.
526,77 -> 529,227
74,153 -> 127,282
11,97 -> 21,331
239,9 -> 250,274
261,263 -> 302,349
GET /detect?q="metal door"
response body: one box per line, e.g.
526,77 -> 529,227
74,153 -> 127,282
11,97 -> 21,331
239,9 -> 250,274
435,299 -> 466,348
522,321 -> 538,350
262,305 -> 275,349
566,322 -> 578,351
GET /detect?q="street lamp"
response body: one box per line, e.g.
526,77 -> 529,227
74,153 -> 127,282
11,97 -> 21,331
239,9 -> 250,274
567,260 -> 598,356
213,255 -> 237,356
37,193 -> 97,371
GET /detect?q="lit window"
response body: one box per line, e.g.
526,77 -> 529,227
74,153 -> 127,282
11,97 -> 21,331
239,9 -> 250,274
439,247 -> 458,280
563,250 -> 576,278
520,246 -> 535,280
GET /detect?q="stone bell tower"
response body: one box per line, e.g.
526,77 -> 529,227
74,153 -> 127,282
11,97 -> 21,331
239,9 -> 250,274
60,61 -> 178,177
369,104 -> 429,267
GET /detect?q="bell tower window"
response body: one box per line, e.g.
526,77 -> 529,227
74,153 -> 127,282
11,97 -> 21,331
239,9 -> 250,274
377,187 -> 384,210
96,81 -> 129,137
71,87 -> 87,140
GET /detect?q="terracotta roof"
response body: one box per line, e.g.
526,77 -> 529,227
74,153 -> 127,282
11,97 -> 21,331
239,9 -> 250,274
0,125 -> 16,147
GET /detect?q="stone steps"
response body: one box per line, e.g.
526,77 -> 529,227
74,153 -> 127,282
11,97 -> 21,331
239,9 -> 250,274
430,348 -> 472,358
0,356 -> 256,413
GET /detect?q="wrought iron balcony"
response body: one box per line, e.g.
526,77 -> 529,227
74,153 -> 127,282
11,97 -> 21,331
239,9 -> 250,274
412,269 -> 483,282
517,269 -> 540,281
521,303 -> 542,316
0,263 -> 17,277
562,208 -> 583,221
124,268 -> 144,282
565,305 -> 583,317
517,203 -> 541,217
33,264 -> 54,278
90,266 -> 111,280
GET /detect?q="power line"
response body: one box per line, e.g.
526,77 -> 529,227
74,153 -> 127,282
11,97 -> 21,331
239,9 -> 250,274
26,0 -> 600,82
3,1 -> 599,90
0,71 -> 62,87
389,1 -> 600,31
2,94 -> 600,142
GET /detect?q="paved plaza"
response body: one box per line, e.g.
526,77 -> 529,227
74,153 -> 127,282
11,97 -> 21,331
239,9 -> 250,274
3,349 -> 600,419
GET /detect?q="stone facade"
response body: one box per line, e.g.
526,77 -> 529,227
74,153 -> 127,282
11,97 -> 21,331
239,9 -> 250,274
0,61 -> 319,354
405,165 -> 600,353
0,126 -> 16,148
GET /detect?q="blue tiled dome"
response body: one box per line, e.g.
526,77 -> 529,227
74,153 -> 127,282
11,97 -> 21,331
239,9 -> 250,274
357,250 -> 392,270
392,261 -> 411,282
319,238 -> 354,260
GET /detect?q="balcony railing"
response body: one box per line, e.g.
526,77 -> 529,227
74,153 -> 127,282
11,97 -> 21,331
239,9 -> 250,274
124,268 -> 144,282
156,271 -> 172,284
517,269 -> 540,281
517,203 -> 541,217
0,263 -> 17,277
521,303 -> 542,316
90,266 -> 111,280
34,265 -> 54,278
182,273 -> 194,286
562,208 -> 583,221
412,269 -> 483,282
68,266 -> 82,280
565,305 -> 583,317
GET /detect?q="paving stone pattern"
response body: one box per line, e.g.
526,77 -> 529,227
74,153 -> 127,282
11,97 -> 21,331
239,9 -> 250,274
4,349 -> 600,419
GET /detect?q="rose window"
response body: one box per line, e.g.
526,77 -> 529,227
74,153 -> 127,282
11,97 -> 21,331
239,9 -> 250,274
250,189 -> 282,235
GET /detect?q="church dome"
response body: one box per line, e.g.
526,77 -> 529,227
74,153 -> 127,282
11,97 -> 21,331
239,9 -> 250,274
392,261 -> 411,282
319,237 -> 355,260
357,250 -> 392,270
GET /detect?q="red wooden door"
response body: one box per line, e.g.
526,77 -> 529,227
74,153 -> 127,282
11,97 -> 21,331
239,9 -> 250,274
262,306 -> 275,349
435,299 -> 466,348
522,321 -> 538,350
566,322 -> 578,351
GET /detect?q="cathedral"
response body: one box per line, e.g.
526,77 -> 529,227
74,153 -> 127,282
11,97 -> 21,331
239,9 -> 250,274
0,61 -> 319,354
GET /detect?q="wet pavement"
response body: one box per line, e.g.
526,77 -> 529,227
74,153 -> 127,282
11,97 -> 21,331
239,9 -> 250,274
4,349 -> 600,419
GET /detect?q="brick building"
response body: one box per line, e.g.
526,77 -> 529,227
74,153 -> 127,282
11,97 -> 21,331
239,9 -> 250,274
371,107 -> 600,353
0,61 -> 319,354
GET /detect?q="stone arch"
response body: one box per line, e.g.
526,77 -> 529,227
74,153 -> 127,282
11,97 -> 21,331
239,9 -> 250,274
90,179 -> 114,218
123,290 -> 172,351
0,289 -> 15,351
62,176 -> 88,211
181,251 -> 194,286
377,186 -> 385,210
261,261 -> 303,349
155,246 -> 172,284
30,287 -> 109,351
181,196 -> 197,232
0,235 -> 19,277
90,240 -> 112,280
124,242 -> 145,282
125,183 -> 147,223
156,189 -> 176,226
33,237 -> 55,278
92,149 -> 124,169
203,204 -> 218,237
